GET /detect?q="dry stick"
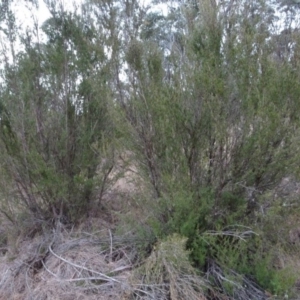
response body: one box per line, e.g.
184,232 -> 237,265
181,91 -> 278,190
42,259 -> 116,284
41,259 -> 59,279
110,265 -> 132,273
25,267 -> 33,300
0,268 -> 9,287
109,229 -> 113,263
203,230 -> 256,241
55,277 -> 119,283
212,268 -> 242,289
48,245 -> 121,283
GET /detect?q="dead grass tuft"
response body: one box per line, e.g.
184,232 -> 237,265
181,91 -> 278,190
0,221 -> 150,300
128,234 -> 208,300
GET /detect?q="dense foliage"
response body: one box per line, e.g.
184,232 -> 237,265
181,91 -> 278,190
1,0 -> 300,297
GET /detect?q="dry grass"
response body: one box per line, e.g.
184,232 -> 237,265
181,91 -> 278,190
1,218 -> 299,299
0,221 -> 144,300
0,226 -> 209,299
128,234 -> 209,300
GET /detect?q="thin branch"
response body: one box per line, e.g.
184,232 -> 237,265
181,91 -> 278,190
109,229 -> 113,263
48,245 -> 121,283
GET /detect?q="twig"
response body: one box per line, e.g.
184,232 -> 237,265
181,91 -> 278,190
48,245 -> 121,283
204,230 -> 256,241
41,259 -> 59,279
111,265 -> 132,273
109,229 -> 113,263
